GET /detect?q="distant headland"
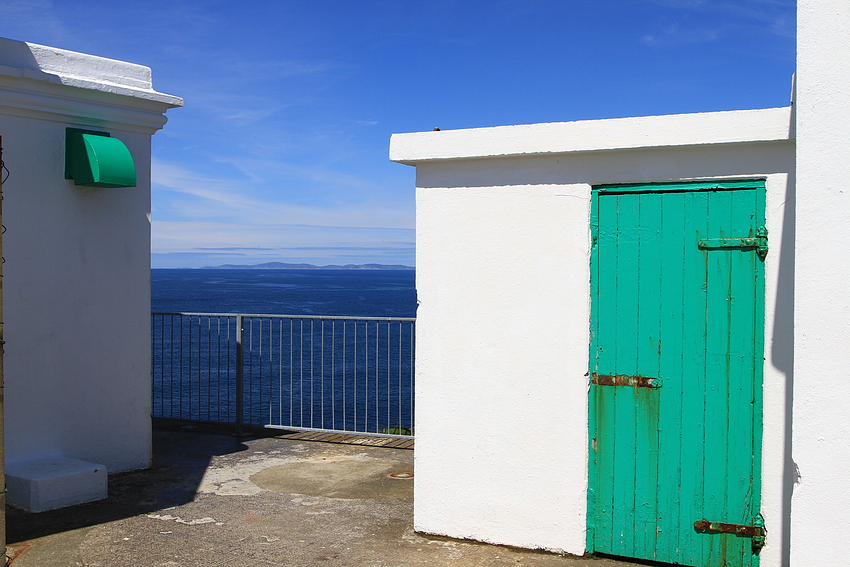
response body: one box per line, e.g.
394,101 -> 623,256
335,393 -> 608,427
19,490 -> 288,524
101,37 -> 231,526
192,262 -> 414,270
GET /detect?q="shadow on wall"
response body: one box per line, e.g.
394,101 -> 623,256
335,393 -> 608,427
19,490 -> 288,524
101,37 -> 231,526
774,165 -> 796,567
415,142 -> 794,189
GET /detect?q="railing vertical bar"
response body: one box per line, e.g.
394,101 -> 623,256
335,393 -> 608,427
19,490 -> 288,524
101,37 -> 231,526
277,318 -> 283,426
197,316 -> 202,420
186,316 -> 191,420
375,321 -> 380,432
235,314 -> 244,437
289,319 -> 294,427
258,317 -> 264,425
157,315 -> 162,418
249,318 -> 255,425
215,317 -> 221,422
227,317 -> 232,422
310,319 -> 315,428
152,315 -> 157,417
363,321 -> 369,431
300,319 -> 304,428
170,315 -> 174,418
354,321 -> 357,432
331,320 -> 336,431
268,317 -> 273,425
179,316 -> 184,419
321,319 -> 325,430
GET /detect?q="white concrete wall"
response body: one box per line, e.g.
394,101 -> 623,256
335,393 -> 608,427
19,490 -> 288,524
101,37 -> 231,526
0,38 -> 181,473
792,0 -> 850,564
393,109 -> 795,560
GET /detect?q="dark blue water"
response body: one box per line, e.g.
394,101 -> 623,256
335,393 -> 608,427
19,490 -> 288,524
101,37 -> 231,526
150,269 -> 417,433
151,269 -> 417,317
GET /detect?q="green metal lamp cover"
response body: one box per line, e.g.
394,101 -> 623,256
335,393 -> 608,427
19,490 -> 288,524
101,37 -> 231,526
65,128 -> 136,187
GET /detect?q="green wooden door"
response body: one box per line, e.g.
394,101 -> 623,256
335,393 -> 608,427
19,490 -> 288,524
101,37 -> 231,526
587,180 -> 765,567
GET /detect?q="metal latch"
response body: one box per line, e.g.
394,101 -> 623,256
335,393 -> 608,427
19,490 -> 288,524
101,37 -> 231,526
694,516 -> 766,552
698,227 -> 768,260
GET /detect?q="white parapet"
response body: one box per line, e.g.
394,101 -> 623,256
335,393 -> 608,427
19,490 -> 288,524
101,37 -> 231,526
6,456 -> 108,513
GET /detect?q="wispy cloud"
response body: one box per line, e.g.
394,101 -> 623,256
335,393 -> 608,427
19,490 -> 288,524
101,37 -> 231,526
151,158 -> 412,227
639,0 -> 795,46
641,24 -> 720,46
0,0 -> 71,43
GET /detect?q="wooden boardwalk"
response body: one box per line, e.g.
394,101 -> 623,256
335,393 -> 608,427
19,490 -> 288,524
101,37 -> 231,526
152,418 -> 414,449
270,429 -> 414,449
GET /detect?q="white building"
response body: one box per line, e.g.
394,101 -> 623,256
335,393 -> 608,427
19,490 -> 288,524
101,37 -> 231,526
390,0 -> 848,565
0,38 -> 181,512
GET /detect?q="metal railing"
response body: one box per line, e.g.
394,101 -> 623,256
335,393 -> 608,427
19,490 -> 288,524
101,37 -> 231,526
151,313 -> 415,438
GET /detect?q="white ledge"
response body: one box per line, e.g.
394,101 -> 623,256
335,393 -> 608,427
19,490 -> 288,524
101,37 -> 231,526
0,37 -> 182,107
390,107 -> 793,164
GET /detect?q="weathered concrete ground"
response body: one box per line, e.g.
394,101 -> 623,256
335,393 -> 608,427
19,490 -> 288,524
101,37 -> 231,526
6,426 -> 640,567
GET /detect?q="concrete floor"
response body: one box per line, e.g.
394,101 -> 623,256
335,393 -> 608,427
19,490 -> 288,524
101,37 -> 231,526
5,426 -> 643,567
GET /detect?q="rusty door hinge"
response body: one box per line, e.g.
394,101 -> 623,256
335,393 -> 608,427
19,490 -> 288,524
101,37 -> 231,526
698,227 -> 768,260
590,373 -> 662,389
694,515 -> 766,552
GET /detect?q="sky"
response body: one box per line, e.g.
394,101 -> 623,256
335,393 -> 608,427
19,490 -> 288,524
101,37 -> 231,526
0,0 -> 796,268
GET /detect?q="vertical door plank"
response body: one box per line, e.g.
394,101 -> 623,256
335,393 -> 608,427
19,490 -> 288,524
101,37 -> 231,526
633,192 -> 663,558
679,189 -> 711,566
611,193 -> 640,554
590,191 -> 622,553
703,189 -> 735,567
656,191 -> 687,562
725,189 -> 760,566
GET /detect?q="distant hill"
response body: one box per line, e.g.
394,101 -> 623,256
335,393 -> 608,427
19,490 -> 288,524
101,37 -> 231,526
197,262 -> 414,270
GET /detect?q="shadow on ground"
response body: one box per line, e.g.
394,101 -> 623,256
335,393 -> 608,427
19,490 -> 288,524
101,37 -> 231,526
5,425 -> 639,567
7,424 -> 250,545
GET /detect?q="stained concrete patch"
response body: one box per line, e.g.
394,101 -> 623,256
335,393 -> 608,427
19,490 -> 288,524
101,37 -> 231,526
249,454 -> 413,499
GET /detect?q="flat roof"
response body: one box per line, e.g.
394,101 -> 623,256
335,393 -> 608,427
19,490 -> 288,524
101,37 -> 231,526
0,37 -> 182,107
390,106 -> 793,164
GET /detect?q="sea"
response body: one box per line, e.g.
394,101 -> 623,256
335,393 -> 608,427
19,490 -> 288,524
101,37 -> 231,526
151,268 -> 417,317
150,268 -> 417,433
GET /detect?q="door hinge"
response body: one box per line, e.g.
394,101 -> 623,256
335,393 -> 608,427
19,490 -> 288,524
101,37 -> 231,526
694,515 -> 766,553
698,227 -> 768,260
590,373 -> 662,389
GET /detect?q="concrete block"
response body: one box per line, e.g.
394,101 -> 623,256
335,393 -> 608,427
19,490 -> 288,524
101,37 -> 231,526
6,455 -> 107,512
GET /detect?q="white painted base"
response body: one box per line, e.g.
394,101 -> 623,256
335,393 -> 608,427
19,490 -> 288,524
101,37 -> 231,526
6,455 -> 108,512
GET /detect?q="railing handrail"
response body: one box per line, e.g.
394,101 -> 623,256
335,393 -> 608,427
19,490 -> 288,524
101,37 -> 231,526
152,311 -> 416,322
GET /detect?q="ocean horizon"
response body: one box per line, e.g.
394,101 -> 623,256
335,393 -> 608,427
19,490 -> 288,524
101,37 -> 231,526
151,268 -> 417,318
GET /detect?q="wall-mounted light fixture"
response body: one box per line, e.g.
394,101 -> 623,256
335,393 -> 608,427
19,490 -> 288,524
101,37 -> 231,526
65,128 -> 136,187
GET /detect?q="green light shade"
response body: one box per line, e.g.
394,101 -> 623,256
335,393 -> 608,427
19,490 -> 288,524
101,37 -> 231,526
65,128 -> 136,187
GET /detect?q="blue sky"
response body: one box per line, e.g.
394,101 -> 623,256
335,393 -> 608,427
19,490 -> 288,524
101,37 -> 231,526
0,0 -> 796,268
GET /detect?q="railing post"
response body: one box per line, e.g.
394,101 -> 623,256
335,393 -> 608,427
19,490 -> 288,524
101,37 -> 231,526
235,314 -> 244,437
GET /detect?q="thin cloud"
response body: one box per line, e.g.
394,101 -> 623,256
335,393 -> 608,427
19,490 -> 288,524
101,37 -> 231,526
151,159 -> 413,229
0,0 -> 71,43
639,0 -> 795,46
